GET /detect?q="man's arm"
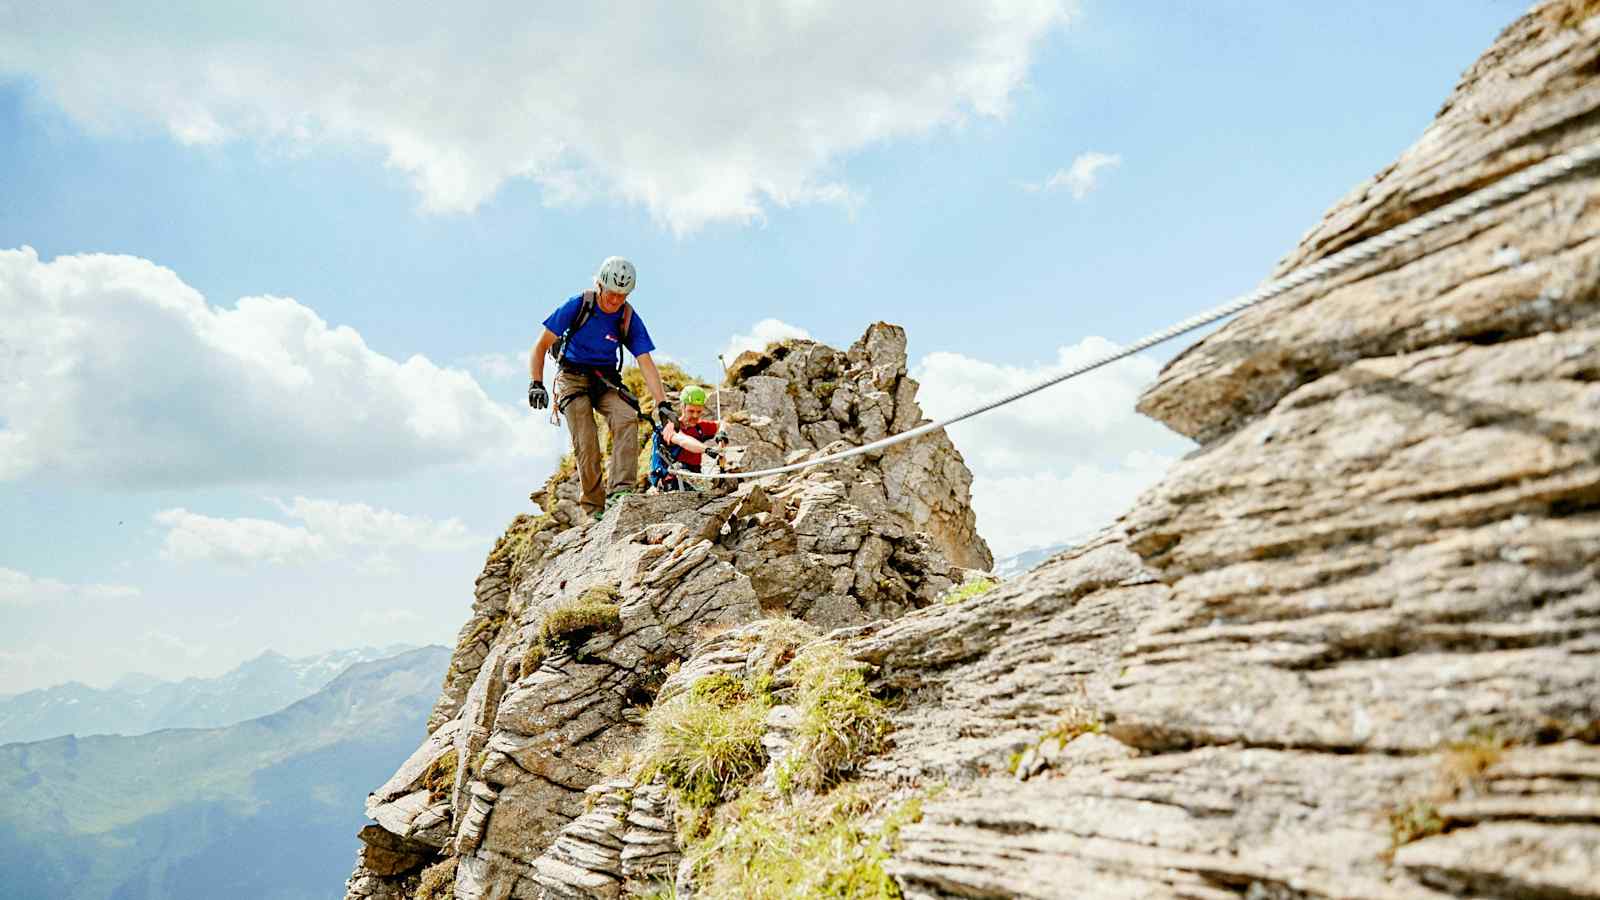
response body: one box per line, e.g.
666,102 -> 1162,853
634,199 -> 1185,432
636,353 -> 668,405
530,329 -> 557,382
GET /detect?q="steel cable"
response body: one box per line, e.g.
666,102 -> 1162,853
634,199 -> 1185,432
676,138 -> 1600,482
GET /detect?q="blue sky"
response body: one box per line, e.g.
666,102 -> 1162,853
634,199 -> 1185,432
0,1 -> 1521,691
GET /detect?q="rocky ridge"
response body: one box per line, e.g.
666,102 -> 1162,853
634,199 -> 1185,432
346,323 -> 992,900
347,5 -> 1600,898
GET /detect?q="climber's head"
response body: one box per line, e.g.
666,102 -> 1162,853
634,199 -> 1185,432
679,385 -> 708,424
595,256 -> 636,312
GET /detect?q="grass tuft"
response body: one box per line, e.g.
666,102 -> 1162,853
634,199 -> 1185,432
456,614 -> 507,657
1442,731 -> 1508,791
423,749 -> 458,803
1385,729 -> 1515,854
640,672 -> 772,810
786,642 -> 891,793
1043,703 -> 1103,744
414,856 -> 457,900
541,587 -> 622,652
941,577 -> 997,605
684,786 -> 917,900
1388,798 -> 1447,848
520,640 -> 546,678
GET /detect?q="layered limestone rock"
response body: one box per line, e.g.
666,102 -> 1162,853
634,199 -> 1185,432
344,324 -> 991,900
720,325 -> 992,575
874,6 -> 1600,898
346,5 -> 1600,898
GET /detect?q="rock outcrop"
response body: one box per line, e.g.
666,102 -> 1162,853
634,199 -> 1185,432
877,6 -> 1600,898
345,324 -> 991,900
346,5 -> 1600,898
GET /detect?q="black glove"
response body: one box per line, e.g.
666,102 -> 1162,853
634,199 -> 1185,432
702,445 -> 719,459
528,380 -> 548,410
655,400 -> 676,424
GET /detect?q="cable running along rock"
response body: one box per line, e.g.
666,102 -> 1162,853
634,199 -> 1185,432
682,138 -> 1600,482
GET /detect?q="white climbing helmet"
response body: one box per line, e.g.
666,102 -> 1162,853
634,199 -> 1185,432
595,256 -> 637,296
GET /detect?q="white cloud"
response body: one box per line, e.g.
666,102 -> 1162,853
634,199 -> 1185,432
274,497 -> 477,553
0,1 -> 1073,232
914,337 -> 1190,556
155,497 -> 480,566
359,609 -> 425,630
0,247 -> 554,488
965,450 -> 1176,557
468,352 -> 525,381
140,630 -> 209,661
0,567 -> 142,607
1032,151 -> 1121,199
155,508 -> 327,565
723,319 -> 813,361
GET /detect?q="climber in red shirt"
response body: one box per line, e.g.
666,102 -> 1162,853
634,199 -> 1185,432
661,385 -> 725,473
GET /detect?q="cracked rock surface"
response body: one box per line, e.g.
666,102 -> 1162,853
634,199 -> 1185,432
346,7 -> 1600,898
344,323 -> 991,900
870,7 -> 1600,898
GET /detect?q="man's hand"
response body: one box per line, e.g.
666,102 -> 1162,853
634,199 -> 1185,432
656,399 -> 676,425
528,380 -> 549,410
703,445 -> 719,460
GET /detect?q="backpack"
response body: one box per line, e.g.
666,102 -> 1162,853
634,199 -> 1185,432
550,290 -> 633,374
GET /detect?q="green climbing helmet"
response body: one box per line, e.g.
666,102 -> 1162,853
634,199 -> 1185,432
679,385 -> 708,407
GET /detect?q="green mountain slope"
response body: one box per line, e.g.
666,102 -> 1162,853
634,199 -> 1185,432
0,645 -> 418,745
0,646 -> 449,900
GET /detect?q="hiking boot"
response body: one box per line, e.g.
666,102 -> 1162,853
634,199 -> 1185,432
604,490 -> 634,513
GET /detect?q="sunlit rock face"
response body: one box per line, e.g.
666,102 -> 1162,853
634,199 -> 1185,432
345,322 -> 992,900
348,6 -> 1600,898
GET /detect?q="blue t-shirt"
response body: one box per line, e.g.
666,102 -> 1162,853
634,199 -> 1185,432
543,294 -> 656,367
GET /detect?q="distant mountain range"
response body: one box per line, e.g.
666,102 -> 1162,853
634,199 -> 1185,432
992,543 -> 1071,579
0,644 -> 417,745
0,645 -> 450,900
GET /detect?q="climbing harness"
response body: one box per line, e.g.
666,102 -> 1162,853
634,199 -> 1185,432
681,138 -> 1600,482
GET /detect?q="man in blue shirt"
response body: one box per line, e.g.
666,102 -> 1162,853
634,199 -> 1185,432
528,256 -> 670,518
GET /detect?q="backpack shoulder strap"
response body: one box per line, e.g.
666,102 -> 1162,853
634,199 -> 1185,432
571,291 -> 598,334
550,291 -> 598,364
